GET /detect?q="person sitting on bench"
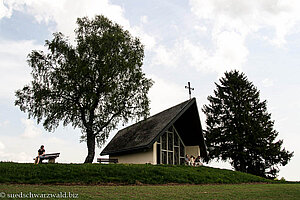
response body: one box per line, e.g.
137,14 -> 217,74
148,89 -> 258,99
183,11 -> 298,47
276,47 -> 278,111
194,155 -> 202,166
185,154 -> 191,165
34,145 -> 45,164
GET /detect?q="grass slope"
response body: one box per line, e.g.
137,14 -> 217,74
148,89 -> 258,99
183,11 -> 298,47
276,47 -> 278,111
0,184 -> 300,199
0,162 -> 274,185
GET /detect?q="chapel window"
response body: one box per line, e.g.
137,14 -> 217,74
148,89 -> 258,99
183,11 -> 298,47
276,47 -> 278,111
158,125 -> 185,165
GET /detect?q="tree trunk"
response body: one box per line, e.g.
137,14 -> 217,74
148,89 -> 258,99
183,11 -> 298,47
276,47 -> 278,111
84,131 -> 96,163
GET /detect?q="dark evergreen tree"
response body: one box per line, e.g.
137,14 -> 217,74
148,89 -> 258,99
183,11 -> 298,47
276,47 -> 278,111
202,70 -> 293,178
15,15 -> 153,163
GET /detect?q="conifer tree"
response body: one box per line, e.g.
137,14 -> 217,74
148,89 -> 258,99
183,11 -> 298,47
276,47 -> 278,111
203,70 -> 293,178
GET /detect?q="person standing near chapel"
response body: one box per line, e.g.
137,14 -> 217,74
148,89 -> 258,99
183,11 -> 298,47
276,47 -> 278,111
34,145 -> 45,164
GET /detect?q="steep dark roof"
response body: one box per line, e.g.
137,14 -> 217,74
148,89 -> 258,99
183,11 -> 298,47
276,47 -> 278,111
101,98 -> 207,158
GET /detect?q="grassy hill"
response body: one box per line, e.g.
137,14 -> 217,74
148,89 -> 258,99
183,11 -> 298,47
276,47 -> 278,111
0,162 -> 278,185
1,183 -> 299,199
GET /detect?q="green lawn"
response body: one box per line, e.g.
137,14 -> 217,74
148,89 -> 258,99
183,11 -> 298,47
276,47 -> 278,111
0,162 -> 298,199
0,162 -> 273,185
0,184 -> 299,199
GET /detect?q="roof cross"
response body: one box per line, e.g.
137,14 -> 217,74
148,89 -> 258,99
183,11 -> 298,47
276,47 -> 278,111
185,82 -> 194,99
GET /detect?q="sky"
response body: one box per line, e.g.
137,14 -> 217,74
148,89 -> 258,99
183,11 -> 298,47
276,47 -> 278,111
0,0 -> 299,181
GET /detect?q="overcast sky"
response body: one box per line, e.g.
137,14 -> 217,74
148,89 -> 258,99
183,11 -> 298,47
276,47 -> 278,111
0,0 -> 299,181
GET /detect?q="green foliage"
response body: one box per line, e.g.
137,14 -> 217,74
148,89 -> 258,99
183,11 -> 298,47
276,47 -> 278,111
15,15 -> 153,163
0,162 -> 272,185
280,177 -> 286,181
202,70 -> 293,178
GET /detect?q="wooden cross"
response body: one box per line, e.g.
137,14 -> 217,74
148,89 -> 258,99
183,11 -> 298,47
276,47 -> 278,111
185,82 -> 194,99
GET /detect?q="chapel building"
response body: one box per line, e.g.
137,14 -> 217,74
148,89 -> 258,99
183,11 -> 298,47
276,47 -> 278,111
100,98 -> 207,164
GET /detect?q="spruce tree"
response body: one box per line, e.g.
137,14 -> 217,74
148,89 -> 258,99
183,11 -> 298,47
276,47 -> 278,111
203,70 -> 293,178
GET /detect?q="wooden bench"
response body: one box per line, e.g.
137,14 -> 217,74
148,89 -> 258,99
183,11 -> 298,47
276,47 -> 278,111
33,153 -> 60,163
97,158 -> 118,164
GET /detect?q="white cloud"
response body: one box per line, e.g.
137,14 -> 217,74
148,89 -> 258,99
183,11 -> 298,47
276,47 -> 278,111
181,39 -> 208,71
190,0 -> 300,45
0,150 -> 32,162
2,0 -> 157,52
140,15 -> 148,24
207,31 -> 247,73
0,1 -> 156,99
151,34 -> 244,75
2,0 -> 157,50
0,151 -> 33,162
262,78 -> 274,87
135,16 -> 157,50
0,132 -> 90,163
151,37 -> 244,75
0,139 -> 33,162
152,45 -> 179,67
131,25 -> 156,51
187,0 -> 300,74
0,140 -> 5,150
3,0 -> 129,42
0,120 -> 9,127
148,74 -> 187,115
194,25 -> 207,33
0,39 -> 44,100
21,118 -> 42,138
0,0 -> 12,18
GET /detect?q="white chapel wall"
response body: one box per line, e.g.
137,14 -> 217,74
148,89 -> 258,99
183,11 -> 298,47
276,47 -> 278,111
110,147 -> 154,164
153,142 -> 157,164
186,145 -> 200,157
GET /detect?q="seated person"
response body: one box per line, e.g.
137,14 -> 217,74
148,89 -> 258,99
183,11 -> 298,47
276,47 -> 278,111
190,155 -> 195,166
34,145 -> 45,164
185,154 -> 190,165
194,155 -> 203,166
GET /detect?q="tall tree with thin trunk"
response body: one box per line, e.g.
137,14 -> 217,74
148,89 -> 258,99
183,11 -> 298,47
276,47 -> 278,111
202,70 -> 293,178
15,15 -> 153,163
